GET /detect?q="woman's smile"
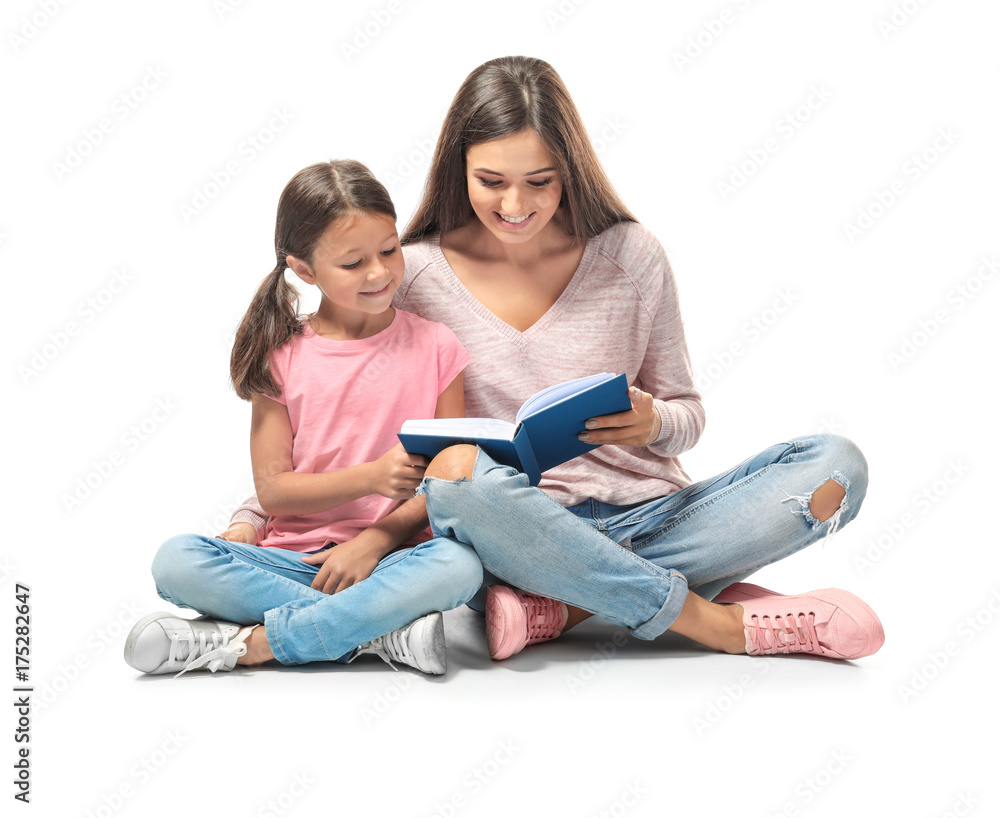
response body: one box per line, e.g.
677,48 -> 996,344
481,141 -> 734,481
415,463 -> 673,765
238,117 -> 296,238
494,211 -> 536,229
465,130 -> 563,246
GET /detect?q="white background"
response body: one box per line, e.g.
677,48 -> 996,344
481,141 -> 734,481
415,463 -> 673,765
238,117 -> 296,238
4,1 -> 998,815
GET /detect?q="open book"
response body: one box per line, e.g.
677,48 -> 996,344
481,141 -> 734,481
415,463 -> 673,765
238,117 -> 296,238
398,372 -> 631,485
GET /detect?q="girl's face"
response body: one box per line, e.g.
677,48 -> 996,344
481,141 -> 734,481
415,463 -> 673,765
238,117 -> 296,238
290,212 -> 403,320
464,130 -> 564,246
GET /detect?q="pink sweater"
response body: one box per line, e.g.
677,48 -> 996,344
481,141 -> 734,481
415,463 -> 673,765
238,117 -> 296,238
233,221 -> 704,535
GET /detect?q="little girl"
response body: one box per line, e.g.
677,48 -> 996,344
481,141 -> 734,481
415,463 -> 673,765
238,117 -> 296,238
124,160 -> 482,677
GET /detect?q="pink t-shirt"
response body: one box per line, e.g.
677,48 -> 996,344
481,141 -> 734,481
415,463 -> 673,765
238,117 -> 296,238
258,310 -> 471,552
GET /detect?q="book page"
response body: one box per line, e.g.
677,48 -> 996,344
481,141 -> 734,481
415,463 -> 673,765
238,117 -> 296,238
515,373 -> 617,424
400,417 -> 517,441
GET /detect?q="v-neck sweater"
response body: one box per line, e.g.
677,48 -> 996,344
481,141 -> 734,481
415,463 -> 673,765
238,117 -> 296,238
394,221 -> 705,507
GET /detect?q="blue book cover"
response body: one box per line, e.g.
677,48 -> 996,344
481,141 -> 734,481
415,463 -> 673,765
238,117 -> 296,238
397,373 -> 631,485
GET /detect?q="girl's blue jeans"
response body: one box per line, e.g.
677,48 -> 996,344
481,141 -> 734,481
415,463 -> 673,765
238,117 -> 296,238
422,434 -> 868,639
151,535 -> 483,665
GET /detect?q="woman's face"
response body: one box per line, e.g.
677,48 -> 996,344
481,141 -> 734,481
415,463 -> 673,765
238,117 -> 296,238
464,130 -> 564,246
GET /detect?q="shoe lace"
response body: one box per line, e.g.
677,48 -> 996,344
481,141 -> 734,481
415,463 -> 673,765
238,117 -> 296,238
173,626 -> 256,678
523,595 -> 566,644
352,628 -> 413,672
746,611 -> 824,656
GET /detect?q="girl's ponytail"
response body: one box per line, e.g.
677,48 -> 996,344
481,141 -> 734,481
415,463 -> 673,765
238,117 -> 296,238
229,160 -> 396,402
229,259 -> 302,401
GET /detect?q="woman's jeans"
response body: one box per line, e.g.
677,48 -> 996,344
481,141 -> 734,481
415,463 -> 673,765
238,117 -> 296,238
422,434 -> 867,640
151,535 -> 483,665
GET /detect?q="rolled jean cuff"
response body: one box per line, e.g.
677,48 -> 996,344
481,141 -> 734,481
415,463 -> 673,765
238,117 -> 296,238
630,570 -> 690,640
263,610 -> 294,665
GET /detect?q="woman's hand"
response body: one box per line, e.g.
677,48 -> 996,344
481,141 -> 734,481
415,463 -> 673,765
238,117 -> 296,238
367,443 -> 429,499
578,386 -> 662,447
301,535 -> 385,594
216,522 -> 259,545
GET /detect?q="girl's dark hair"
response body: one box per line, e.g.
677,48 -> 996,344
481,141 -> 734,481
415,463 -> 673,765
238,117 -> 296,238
230,160 -> 396,400
402,55 -> 635,244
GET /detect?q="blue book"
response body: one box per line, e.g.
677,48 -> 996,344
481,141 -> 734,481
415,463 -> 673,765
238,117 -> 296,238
397,373 -> 631,485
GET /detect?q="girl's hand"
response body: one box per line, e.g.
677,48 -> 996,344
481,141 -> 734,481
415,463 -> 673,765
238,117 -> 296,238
216,522 -> 259,545
368,443 -> 429,499
577,386 -> 663,447
301,536 -> 383,595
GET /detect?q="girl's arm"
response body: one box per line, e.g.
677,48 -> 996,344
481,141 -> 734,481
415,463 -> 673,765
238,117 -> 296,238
219,372 -> 467,541
302,373 -> 466,594
251,396 -> 428,517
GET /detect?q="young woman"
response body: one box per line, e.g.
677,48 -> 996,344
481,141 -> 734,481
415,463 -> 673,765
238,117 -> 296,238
226,57 -> 883,665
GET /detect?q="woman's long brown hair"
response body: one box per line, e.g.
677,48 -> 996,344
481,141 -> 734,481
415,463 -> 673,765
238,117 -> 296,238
402,56 -> 635,245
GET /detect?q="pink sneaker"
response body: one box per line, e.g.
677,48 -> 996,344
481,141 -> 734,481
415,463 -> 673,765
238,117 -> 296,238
715,582 -> 885,660
485,585 -> 569,660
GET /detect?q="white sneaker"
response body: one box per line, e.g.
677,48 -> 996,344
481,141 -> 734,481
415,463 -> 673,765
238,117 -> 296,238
351,612 -> 447,675
124,612 -> 259,677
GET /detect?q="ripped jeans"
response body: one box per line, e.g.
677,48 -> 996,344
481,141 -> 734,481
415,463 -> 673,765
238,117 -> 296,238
422,434 -> 868,640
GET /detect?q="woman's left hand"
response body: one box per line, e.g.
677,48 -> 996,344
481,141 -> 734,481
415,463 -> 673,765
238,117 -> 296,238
578,386 -> 662,447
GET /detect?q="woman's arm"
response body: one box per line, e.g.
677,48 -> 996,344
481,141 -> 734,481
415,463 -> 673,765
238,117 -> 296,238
637,247 -> 705,457
217,495 -> 266,543
578,228 -> 705,455
251,397 -> 428,517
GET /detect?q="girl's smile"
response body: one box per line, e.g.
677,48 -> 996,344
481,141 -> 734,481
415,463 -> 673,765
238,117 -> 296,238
286,212 -> 404,338
360,281 -> 392,296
